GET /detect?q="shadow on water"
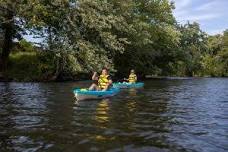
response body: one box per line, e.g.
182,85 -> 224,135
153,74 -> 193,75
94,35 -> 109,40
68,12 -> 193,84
0,79 -> 228,152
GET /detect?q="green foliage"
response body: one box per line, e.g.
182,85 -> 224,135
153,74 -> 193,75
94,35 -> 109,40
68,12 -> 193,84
114,0 -> 179,76
18,39 -> 35,52
1,0 -> 228,81
175,22 -> 208,76
7,52 -> 41,81
200,30 -> 228,77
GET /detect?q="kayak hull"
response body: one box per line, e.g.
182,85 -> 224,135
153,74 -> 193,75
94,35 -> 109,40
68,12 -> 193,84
113,82 -> 144,89
73,88 -> 119,101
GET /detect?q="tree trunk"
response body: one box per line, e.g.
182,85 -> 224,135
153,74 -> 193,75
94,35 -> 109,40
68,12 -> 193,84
0,11 -> 14,74
50,53 -> 65,81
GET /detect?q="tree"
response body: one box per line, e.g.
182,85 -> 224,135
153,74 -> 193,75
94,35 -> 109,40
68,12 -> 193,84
177,22 -> 208,76
0,0 -> 39,72
218,29 -> 228,76
27,0 -> 131,80
1,0 -> 227,81
201,29 -> 228,77
113,0 -> 179,77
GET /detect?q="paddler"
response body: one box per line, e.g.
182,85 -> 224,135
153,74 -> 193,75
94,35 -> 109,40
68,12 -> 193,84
89,68 -> 112,91
125,69 -> 137,83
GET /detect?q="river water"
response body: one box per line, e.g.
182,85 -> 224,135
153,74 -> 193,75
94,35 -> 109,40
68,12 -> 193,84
0,78 -> 228,152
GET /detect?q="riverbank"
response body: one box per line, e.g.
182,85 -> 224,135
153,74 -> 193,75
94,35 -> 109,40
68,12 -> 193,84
1,74 -> 226,83
0,49 -> 226,82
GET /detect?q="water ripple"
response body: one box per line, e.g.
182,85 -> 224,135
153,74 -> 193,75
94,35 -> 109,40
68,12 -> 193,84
0,79 -> 228,152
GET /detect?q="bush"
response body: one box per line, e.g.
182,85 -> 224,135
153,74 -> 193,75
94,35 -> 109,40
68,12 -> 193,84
18,39 -> 35,52
6,51 -> 56,81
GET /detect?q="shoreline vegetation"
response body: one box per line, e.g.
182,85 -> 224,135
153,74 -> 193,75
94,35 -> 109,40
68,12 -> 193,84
0,76 -> 226,83
0,71 -> 226,82
0,1 -> 227,82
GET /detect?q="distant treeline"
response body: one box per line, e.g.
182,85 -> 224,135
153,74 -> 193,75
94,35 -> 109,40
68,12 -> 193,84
0,0 -> 227,81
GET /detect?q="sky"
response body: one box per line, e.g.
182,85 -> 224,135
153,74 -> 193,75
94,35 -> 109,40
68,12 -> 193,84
171,0 -> 228,35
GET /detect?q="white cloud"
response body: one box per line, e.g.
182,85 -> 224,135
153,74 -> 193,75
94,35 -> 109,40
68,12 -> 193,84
184,14 -> 221,22
208,29 -> 224,35
174,10 -> 188,18
173,0 -> 191,10
173,0 -> 220,21
195,1 -> 217,11
172,0 -> 227,34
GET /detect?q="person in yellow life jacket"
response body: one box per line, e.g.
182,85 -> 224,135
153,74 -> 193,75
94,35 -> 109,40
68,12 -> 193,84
125,69 -> 137,83
89,68 -> 112,91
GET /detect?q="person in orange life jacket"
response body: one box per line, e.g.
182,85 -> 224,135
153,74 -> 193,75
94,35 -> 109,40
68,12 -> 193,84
124,69 -> 137,83
89,68 -> 112,91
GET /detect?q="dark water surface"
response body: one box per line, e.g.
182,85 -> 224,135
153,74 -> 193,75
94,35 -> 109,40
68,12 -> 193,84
0,78 -> 228,152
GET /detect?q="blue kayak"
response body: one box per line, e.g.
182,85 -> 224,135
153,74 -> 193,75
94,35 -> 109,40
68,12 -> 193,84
73,88 -> 120,101
113,82 -> 144,89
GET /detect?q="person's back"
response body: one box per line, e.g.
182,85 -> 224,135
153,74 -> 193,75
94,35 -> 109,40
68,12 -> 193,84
128,69 -> 137,83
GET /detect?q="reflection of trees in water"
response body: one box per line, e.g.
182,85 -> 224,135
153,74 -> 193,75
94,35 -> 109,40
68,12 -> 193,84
100,82 -> 183,149
0,80 -> 194,151
0,83 -> 48,151
141,80 -> 190,150
42,83 -> 76,145
75,80 -> 191,151
0,83 -> 16,151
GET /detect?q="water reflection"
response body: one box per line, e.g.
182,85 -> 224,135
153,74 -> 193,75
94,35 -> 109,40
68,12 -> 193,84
0,79 -> 228,152
0,83 -> 16,151
95,99 -> 110,125
0,83 -> 49,151
128,88 -> 137,96
126,100 -> 137,112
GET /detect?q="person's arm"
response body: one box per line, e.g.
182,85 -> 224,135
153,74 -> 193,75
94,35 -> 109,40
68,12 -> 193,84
108,79 -> 113,85
109,76 -> 112,84
124,75 -> 130,81
92,72 -> 98,80
135,75 -> 137,81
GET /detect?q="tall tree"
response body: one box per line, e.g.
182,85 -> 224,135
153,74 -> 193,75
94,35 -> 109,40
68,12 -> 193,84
29,0 -> 131,79
114,0 -> 179,77
178,22 -> 208,76
202,30 -> 228,77
0,0 -> 39,72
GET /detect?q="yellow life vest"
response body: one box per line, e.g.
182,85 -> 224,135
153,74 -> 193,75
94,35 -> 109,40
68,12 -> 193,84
128,74 -> 137,83
98,75 -> 109,89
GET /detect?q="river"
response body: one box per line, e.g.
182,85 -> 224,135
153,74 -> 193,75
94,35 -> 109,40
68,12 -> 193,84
0,78 -> 228,152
